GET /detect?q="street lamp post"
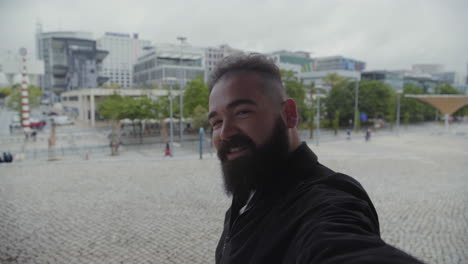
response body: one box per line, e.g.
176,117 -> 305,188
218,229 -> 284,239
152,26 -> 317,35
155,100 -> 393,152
353,80 -> 359,132
177,36 -> 186,145
169,84 -> 174,155
164,77 -> 177,156
315,95 -> 321,146
396,89 -> 402,136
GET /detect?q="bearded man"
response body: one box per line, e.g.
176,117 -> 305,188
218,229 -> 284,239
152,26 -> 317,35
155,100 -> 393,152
208,54 -> 423,264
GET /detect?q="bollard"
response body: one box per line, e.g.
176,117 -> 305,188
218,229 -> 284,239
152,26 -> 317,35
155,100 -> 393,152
199,127 -> 205,160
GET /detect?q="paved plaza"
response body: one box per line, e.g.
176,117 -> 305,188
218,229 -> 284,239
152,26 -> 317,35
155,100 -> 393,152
0,123 -> 467,263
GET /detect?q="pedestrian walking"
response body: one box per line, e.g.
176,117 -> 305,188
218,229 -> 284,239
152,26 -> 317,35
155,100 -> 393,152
165,142 -> 172,157
346,129 -> 351,140
365,128 -> 372,141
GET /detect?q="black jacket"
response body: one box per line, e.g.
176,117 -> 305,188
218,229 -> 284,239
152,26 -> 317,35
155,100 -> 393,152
215,143 -> 423,264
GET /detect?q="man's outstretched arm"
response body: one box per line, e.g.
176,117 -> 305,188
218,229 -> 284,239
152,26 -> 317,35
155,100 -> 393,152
285,175 -> 424,264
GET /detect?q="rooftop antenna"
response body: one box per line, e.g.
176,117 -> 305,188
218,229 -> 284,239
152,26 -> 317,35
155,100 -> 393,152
36,18 -> 43,33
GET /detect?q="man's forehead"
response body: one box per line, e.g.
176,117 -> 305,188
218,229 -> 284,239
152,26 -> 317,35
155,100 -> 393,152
209,73 -> 265,105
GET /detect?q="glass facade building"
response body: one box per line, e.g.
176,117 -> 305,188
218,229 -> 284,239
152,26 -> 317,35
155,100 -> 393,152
313,56 -> 366,72
133,44 -> 205,88
403,76 -> 439,93
361,71 -> 404,90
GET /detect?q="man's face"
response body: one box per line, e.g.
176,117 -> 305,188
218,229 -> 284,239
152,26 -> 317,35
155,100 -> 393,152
209,73 -> 283,160
208,73 -> 290,197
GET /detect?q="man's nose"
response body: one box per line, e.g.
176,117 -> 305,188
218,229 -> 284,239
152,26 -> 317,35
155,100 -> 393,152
219,119 -> 238,141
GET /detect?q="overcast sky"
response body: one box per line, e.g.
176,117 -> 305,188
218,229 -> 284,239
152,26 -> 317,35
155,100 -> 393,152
1,0 -> 467,73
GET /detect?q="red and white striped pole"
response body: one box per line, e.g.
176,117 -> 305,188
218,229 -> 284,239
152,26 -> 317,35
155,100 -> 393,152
19,47 -> 31,135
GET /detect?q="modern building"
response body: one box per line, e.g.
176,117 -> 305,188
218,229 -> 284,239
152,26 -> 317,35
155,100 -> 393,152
268,50 -> 314,76
133,43 -> 205,88
403,75 -> 439,93
453,85 -> 468,94
312,56 -> 366,72
0,51 -> 44,87
204,44 -> 244,79
432,72 -> 466,86
361,71 -> 404,90
300,70 -> 361,93
36,28 -> 108,97
97,32 -> 151,88
412,64 -> 444,74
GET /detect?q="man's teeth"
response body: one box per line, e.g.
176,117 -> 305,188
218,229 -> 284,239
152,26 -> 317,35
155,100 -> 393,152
230,147 -> 243,153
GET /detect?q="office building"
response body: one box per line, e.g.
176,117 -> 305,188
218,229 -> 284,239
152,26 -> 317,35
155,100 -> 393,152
301,70 -> 361,93
269,50 -> 314,76
403,75 -> 439,93
97,32 -> 151,88
133,43 -> 205,88
36,28 -> 108,97
361,70 -> 404,90
205,44 -> 244,79
412,64 -> 444,74
312,56 -> 366,72
432,72 -> 466,86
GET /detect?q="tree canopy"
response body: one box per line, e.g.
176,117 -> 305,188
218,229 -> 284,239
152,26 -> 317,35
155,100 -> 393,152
183,75 -> 209,117
6,85 -> 42,116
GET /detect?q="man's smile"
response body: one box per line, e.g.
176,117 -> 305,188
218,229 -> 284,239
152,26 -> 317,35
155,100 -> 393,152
226,146 -> 250,160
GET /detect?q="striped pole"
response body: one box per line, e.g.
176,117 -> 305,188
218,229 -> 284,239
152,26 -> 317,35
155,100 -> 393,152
19,47 -> 30,135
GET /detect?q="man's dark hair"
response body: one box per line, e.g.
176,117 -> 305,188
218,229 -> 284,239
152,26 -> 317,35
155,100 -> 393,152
208,53 -> 286,99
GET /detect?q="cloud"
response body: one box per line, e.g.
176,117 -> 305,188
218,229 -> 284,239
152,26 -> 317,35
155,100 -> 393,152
0,0 -> 467,72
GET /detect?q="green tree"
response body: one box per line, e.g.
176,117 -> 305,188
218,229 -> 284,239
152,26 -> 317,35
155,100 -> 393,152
324,80 -> 354,128
192,105 -> 210,130
332,110 -> 340,135
358,80 -> 396,127
183,75 -> 209,117
307,107 -> 316,139
436,83 -> 460,95
0,87 -> 11,99
98,94 -> 126,120
97,93 -> 128,155
400,83 -> 435,122
403,112 -> 410,127
7,85 -> 42,119
322,73 -> 347,88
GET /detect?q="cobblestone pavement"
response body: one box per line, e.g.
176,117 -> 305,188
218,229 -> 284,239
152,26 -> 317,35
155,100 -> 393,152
1,127 -> 467,263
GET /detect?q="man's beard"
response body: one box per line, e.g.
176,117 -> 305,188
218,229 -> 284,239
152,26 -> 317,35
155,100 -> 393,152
217,117 -> 290,202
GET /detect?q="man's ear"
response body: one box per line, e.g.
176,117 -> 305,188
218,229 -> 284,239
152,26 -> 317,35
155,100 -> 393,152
282,98 -> 298,128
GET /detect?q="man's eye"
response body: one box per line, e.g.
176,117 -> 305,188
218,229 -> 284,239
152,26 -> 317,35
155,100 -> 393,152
236,110 -> 252,116
212,120 -> 222,128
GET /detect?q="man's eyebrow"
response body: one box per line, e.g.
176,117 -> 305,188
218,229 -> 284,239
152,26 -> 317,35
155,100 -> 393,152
208,99 -> 257,121
226,99 -> 257,109
208,111 -> 218,120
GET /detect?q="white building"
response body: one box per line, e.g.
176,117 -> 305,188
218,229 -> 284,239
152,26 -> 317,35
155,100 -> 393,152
97,32 -> 151,88
133,43 -> 205,88
267,50 -> 314,77
204,44 -> 244,79
412,64 -> 444,74
0,52 -> 44,87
